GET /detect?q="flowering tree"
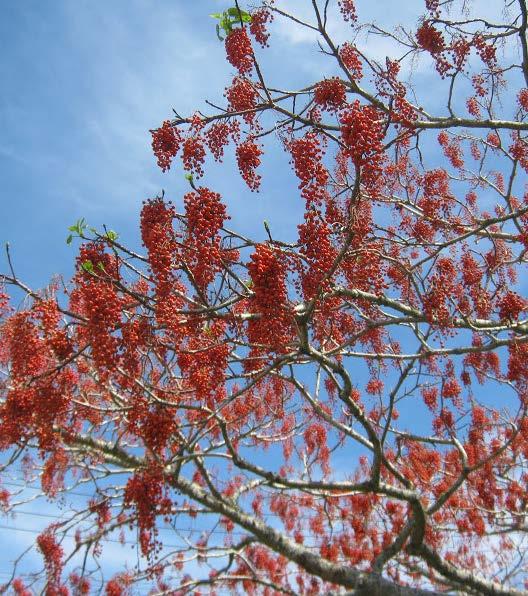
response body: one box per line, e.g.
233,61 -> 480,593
3,0 -> 528,593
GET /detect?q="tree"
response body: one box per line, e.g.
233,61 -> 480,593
2,0 -> 528,593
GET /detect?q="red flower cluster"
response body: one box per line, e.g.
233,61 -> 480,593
288,131 -> 329,206
313,78 -> 347,112
297,212 -> 336,299
151,120 -> 181,172
250,7 -> 273,47
124,469 -> 170,556
510,137 -> 528,171
74,242 -> 123,373
339,43 -> 363,80
498,291 -> 526,321
466,97 -> 481,117
140,198 -> 177,288
105,574 -> 133,596
69,573 -> 91,595
518,88 -> 528,110
246,244 -> 291,355
205,121 -> 230,161
33,299 -> 72,361
451,38 -> 471,71
248,244 -> 288,311
225,76 -> 258,124
225,28 -> 254,75
340,100 -> 385,178
182,135 -> 206,178
184,187 -> 229,290
416,21 -> 445,54
423,257 -> 460,325
304,423 -> 330,470
140,198 -> 184,334
438,132 -> 464,168
338,0 -> 357,22
473,34 -> 496,68
37,528 -> 66,595
487,132 -> 501,148
12,579 -> 31,596
236,137 -> 263,190
177,321 -> 229,406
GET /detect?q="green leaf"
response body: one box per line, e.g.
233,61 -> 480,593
81,260 -> 94,274
209,12 -> 224,19
105,230 -> 119,242
68,218 -> 88,235
227,7 -> 252,22
216,23 -> 224,41
96,262 -> 106,271
218,15 -> 233,34
66,234 -> 73,245
227,7 -> 246,17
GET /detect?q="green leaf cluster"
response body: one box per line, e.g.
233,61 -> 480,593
66,218 -> 119,246
210,6 -> 252,40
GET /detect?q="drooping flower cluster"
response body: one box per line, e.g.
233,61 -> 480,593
339,43 -> 363,80
236,137 -> 263,191
340,100 -> 385,181
246,244 -> 291,358
438,131 -> 464,168
249,7 -> 273,47
225,76 -> 259,124
225,28 -> 254,75
182,135 -> 206,178
178,320 -> 230,407
288,132 -> 329,206
140,198 -> 184,334
338,0 -> 357,22
72,242 -> 123,374
416,21 -> 445,54
37,528 -> 66,595
183,186 -> 229,290
518,88 -> 528,110
124,469 -> 172,557
423,257 -> 461,325
509,136 -> 528,172
473,34 -> 497,68
313,78 -> 347,112
151,120 -> 181,172
498,291 -> 526,321
205,121 -> 231,161
297,212 -> 336,299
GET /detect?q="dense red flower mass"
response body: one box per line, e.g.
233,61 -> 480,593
183,186 -> 230,290
313,78 -> 347,112
236,137 -> 263,190
225,76 -> 259,123
339,43 -> 363,80
225,27 -> 254,75
3,1 -> 528,595
151,120 -> 181,172
416,21 -> 445,54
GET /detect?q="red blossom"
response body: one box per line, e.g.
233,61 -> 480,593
151,120 -> 181,172
225,28 -> 254,75
313,78 -> 347,112
236,137 -> 263,191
